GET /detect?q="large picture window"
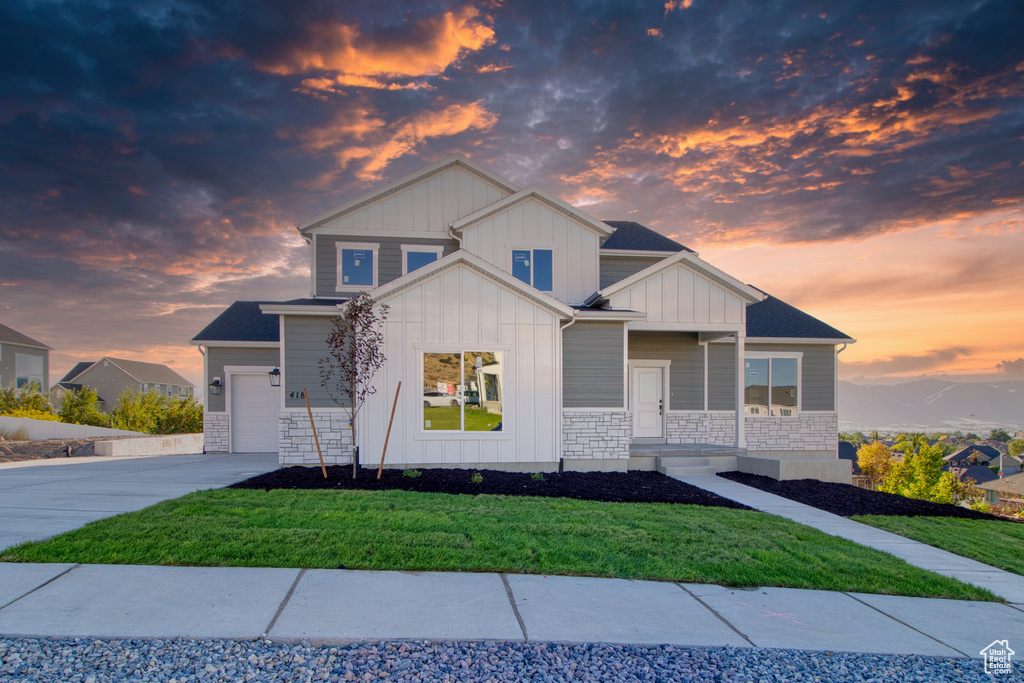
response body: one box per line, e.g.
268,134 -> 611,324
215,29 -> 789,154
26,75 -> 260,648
511,249 -> 553,291
422,351 -> 502,432
745,355 -> 799,416
336,242 -> 378,289
15,353 -> 44,389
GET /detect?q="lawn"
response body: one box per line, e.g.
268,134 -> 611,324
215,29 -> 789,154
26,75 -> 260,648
854,514 -> 1024,577
0,488 -> 996,600
423,406 -> 501,431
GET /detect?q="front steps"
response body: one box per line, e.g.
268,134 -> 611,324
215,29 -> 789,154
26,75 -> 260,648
629,443 -> 745,478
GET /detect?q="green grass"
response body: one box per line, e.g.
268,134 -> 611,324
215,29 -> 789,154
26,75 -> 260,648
854,514 -> 1024,577
0,488 -> 997,600
423,406 -> 501,431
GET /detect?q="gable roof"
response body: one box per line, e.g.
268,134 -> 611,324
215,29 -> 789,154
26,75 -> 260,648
297,155 -> 519,236
945,444 -> 1001,462
601,221 -> 694,253
977,471 -> 1024,495
60,361 -> 95,383
745,291 -> 854,341
600,249 -> 763,303
79,357 -> 193,387
0,323 -> 52,350
945,464 -> 999,485
450,186 -> 614,238
191,301 -> 284,343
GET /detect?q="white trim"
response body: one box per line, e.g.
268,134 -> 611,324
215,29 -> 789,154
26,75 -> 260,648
742,351 -> 803,418
573,310 -> 646,321
280,406 -> 350,413
190,340 -> 280,348
623,325 -> 629,411
277,315 -> 287,417
735,335 -> 746,447
562,407 -> 631,413
400,243 -> 445,275
600,249 -> 684,258
310,233 -> 317,297
451,186 -> 614,238
336,242 -> 379,291
312,228 -> 459,239
627,360 -> 670,440
746,350 -> 804,359
601,250 -> 763,303
701,341 -> 709,411
628,322 -> 745,333
260,305 -> 341,316
746,337 -> 856,344
416,347 -> 510,439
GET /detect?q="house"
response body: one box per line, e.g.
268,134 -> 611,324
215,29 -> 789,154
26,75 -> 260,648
944,464 -> 998,486
977,472 -> 1024,506
944,444 -> 1000,467
191,155 -> 855,481
0,323 -> 51,391
991,452 -> 1023,477
51,357 -> 194,412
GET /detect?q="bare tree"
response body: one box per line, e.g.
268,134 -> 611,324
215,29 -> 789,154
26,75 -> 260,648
319,293 -> 389,479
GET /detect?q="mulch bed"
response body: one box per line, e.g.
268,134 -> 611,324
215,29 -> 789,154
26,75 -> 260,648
718,471 -> 1008,521
230,466 -> 752,510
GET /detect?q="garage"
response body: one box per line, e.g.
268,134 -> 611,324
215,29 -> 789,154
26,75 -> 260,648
230,373 -> 280,453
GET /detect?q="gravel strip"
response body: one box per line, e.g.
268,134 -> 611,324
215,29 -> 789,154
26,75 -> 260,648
0,637 -> 998,682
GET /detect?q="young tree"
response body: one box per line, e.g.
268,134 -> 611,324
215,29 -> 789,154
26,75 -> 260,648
878,443 -> 969,504
989,428 -> 1012,443
857,441 -> 895,489
58,387 -> 110,427
110,388 -> 167,433
319,293 -> 389,479
1009,439 -> 1024,459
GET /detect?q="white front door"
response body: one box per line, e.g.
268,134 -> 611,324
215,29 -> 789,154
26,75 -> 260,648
230,373 -> 280,453
632,366 -> 664,438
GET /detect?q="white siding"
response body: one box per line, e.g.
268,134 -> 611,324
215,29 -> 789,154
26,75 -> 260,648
460,197 -> 601,305
608,263 -> 746,326
363,264 -> 561,466
313,166 -> 510,237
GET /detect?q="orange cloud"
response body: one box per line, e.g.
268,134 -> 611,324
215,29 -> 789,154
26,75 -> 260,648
260,6 -> 495,92
647,28 -> 663,38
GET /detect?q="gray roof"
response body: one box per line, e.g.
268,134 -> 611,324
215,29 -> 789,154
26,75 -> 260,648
944,464 -> 999,485
0,323 -> 52,350
60,361 -> 95,383
55,382 -> 106,404
601,221 -> 694,253
945,444 -> 1000,463
746,290 -> 853,340
91,357 -> 193,387
191,299 -> 343,344
977,471 -> 1024,495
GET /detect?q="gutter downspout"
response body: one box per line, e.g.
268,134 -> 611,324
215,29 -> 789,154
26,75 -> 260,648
557,314 -> 578,473
449,225 -> 463,249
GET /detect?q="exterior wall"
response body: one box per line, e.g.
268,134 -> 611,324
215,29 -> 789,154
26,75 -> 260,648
460,196 -> 602,305
707,343 -> 736,410
279,408 -> 353,466
667,411 -> 735,445
745,412 -> 838,453
203,412 -> 230,452
363,264 -> 562,467
0,343 -> 48,391
608,263 -> 745,327
317,235 -> 459,297
71,362 -> 137,412
205,347 -> 280,412
599,255 -> 663,288
561,409 -> 631,466
628,332 -> 704,410
746,342 -> 836,411
283,316 -> 345,409
563,321 -> 624,408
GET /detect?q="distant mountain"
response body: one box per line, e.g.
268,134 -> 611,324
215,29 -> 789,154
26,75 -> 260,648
838,379 -> 1024,434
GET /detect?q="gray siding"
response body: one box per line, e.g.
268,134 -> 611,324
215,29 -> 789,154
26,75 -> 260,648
747,343 -> 836,411
0,343 -> 48,392
284,316 -> 350,408
628,332 -> 704,410
562,322 -> 625,408
316,235 -> 459,297
71,362 -> 136,412
599,255 -> 663,288
206,347 -> 280,412
707,343 -> 737,410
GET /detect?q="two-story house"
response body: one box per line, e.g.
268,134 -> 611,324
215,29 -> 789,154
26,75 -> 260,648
192,156 -> 854,482
0,323 -> 51,392
51,357 -> 194,412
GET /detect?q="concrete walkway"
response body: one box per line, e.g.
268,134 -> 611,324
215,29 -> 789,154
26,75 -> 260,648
675,474 -> 1024,604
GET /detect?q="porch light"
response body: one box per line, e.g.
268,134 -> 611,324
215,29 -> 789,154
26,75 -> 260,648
268,367 -> 281,387
209,378 -> 222,395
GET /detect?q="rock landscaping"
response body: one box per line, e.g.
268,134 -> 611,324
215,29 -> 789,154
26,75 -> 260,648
231,466 -> 753,510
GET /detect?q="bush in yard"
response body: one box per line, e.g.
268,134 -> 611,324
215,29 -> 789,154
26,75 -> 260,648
857,441 -> 895,489
58,387 -> 110,427
0,382 -> 55,416
158,396 -> 203,434
2,407 -> 61,421
110,389 -> 167,433
878,443 -> 972,504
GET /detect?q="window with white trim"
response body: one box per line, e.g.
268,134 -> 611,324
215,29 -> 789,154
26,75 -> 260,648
422,351 -> 502,432
401,244 -> 444,274
745,354 -> 800,416
510,248 -> 553,291
336,242 -> 379,290
15,353 -> 43,389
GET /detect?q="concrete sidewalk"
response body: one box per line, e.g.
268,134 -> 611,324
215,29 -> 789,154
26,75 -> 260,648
675,474 -> 1024,604
1,563 -> 1022,659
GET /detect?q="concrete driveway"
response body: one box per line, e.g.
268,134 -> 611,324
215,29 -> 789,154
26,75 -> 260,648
0,452 -> 279,551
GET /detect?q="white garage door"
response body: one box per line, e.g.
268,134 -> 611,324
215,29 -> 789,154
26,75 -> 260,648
230,374 -> 280,453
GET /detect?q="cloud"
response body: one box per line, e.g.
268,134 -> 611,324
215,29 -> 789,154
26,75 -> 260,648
996,359 -> 1024,376
841,347 -> 973,377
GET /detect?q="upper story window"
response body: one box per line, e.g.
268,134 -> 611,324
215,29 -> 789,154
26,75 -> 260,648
511,248 -> 553,291
336,242 -> 379,290
15,353 -> 43,389
745,353 -> 800,417
401,244 -> 444,275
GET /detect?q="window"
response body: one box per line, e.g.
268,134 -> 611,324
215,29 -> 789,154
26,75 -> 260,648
401,244 -> 444,274
422,351 -> 502,432
336,242 -> 379,289
15,353 -> 43,389
511,248 -> 553,291
745,354 -> 800,416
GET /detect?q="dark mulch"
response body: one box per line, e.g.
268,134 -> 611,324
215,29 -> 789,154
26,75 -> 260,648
230,466 -> 753,510
718,471 -> 1008,521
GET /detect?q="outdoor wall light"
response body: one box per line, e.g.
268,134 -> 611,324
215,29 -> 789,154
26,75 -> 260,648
209,378 -> 222,395
268,367 -> 281,387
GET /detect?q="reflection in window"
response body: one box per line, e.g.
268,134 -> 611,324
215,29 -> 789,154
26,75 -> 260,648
745,356 -> 798,416
511,249 -> 553,291
422,351 -> 502,432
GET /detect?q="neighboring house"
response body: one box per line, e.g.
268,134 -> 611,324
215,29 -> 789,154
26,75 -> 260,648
191,155 -> 855,481
944,464 -> 999,486
0,323 -> 51,391
51,357 -> 194,412
977,472 -> 1024,506
944,444 -> 1000,467
991,453 -> 1023,477
983,438 -> 1010,455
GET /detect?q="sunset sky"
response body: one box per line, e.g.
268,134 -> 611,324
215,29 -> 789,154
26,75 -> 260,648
1,0 -> 1022,391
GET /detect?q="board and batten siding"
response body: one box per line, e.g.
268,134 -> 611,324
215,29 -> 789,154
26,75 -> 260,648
283,316 -> 347,409
206,347 -> 281,412
607,263 -> 745,326
562,322 -> 624,408
316,236 -> 459,296
628,332 -> 704,410
365,264 -> 562,466
459,197 -> 602,306
747,342 -> 836,411
599,255 -> 664,289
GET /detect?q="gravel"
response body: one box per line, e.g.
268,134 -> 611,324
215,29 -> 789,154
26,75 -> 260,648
0,637 -> 1002,682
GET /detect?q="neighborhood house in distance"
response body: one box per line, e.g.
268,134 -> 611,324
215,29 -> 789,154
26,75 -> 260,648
50,357 -> 194,412
0,323 -> 51,391
192,156 -> 855,482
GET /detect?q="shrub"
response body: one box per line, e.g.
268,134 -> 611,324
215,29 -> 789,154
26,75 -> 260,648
531,472 -> 546,481
58,387 -> 110,427
158,396 -> 203,434
110,389 -> 167,433
402,469 -> 422,479
0,382 -> 55,417
471,471 -> 483,484
2,407 -> 61,421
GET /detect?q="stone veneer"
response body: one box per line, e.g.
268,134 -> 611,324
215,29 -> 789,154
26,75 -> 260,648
666,410 -> 838,452
203,413 -> 229,453
279,409 -> 354,466
666,411 -> 735,445
561,410 -> 632,460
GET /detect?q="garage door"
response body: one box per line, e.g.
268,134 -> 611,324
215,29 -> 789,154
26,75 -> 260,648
230,374 -> 280,453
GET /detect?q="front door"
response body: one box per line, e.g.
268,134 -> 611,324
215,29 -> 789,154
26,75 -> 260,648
632,366 -> 664,438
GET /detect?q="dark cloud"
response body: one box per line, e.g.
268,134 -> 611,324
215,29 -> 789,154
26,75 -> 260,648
840,347 -> 974,377
996,359 -> 1024,376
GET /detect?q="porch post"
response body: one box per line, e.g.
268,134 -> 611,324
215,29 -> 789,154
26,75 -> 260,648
735,332 -> 746,448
